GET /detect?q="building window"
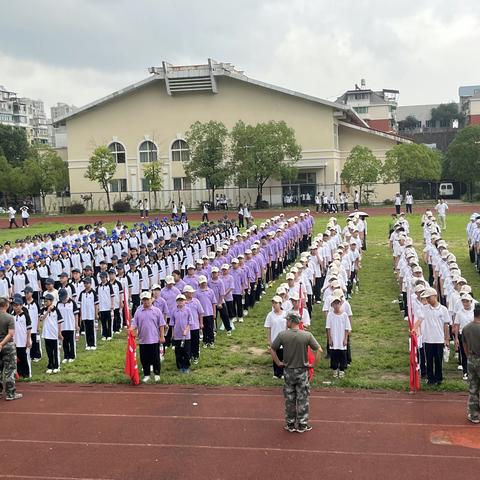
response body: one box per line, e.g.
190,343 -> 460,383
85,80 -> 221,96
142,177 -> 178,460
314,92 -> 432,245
139,140 -> 157,163
282,172 -> 316,185
141,178 -> 149,191
108,142 -> 126,163
333,123 -> 339,149
109,179 -> 127,192
353,106 -> 369,114
439,119 -> 450,128
426,120 -> 435,128
171,139 -> 189,162
173,177 -> 192,190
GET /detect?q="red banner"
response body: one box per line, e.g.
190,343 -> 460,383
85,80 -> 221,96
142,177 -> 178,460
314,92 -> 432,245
407,291 -> 420,392
299,283 -> 315,380
124,291 -> 140,385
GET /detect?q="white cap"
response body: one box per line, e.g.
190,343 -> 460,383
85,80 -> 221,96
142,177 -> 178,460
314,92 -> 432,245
187,264 -> 195,270
165,275 -> 175,285
276,287 -> 287,295
211,266 -> 220,273
176,294 -> 186,301
196,259 -> 204,264
151,284 -> 161,290
231,258 -> 239,264
198,275 -> 208,284
286,273 -> 295,280
140,291 -> 152,300
183,285 -> 195,293
461,294 -> 474,302
421,287 -> 438,298
289,292 -> 300,301
272,295 -> 283,303
221,264 -> 230,270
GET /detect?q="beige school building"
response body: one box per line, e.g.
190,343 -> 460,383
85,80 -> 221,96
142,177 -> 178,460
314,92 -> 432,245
54,60 -> 406,211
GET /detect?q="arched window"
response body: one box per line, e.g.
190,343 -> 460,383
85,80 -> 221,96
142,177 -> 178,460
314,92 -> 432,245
108,142 -> 126,163
171,139 -> 189,162
139,140 -> 157,163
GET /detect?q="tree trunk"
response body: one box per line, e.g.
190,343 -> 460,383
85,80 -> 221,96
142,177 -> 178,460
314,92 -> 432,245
105,188 -> 111,211
41,194 -> 47,213
359,184 -> 363,205
211,187 -> 215,209
153,191 -> 158,210
256,183 -> 263,209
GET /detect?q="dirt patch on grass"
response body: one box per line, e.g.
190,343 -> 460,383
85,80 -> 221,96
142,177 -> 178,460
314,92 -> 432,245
247,346 -> 268,356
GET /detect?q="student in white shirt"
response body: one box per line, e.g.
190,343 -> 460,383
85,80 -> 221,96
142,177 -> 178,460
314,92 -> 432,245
57,289 -> 80,363
77,278 -> 99,350
24,286 -> 41,362
417,287 -> 451,385
12,295 -> 32,378
326,296 -> 351,378
405,191 -> 413,214
435,199 -> 448,230
265,296 -> 287,379
454,294 -> 474,380
40,293 -> 63,374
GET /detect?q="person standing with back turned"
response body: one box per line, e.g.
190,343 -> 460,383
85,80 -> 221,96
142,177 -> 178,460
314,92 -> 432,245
462,303 -> 480,424
271,311 -> 322,433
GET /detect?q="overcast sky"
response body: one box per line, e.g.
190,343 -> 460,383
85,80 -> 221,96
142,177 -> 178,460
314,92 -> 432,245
1,0 -> 479,114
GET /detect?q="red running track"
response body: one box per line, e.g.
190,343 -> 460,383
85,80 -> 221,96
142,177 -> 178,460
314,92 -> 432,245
0,384 -> 479,480
2,203 -> 480,230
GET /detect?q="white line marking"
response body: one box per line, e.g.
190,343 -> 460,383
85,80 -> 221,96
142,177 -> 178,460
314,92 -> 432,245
0,411 -> 474,429
17,388 -> 466,403
0,438 -> 479,461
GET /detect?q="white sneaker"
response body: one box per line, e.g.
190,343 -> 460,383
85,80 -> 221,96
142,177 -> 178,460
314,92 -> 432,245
90,346 -> 97,351
160,355 -> 165,362
339,370 -> 345,378
226,331 -> 232,336
239,318 -> 244,323
219,324 -> 225,331
85,346 -> 91,351
154,375 -> 160,382
62,359 -> 68,364
107,337 -> 112,341
32,358 -> 41,363
52,369 -> 59,374
68,358 -> 75,363
232,317 -> 238,323
46,369 -> 53,374
332,370 -> 339,378
457,365 -> 464,371
403,316 -> 409,321
463,373 -> 469,381
243,310 -> 249,316
142,376 -> 150,383
101,337 -> 107,341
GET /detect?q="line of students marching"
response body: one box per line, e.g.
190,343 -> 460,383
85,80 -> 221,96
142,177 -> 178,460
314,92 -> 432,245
0,213 -> 316,381
265,213 -> 365,379
391,209 -> 476,387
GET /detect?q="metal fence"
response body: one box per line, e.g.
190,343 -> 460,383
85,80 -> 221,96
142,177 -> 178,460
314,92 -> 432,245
33,180 -> 471,214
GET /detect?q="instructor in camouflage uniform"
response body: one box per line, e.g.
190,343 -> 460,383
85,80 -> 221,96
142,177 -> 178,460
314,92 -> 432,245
462,304 -> 480,424
0,297 -> 22,401
271,311 -> 321,433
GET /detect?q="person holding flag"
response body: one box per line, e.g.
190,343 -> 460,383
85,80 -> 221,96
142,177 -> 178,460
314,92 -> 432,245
130,291 -> 165,383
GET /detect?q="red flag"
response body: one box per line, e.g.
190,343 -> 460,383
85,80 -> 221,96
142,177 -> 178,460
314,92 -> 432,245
407,290 -> 420,392
298,283 -> 315,380
124,291 -> 140,385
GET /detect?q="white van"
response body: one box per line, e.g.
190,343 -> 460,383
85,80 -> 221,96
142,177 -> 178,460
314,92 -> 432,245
439,183 -> 454,197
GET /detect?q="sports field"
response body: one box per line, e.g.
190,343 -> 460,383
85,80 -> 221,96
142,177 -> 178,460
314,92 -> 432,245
3,206 -> 479,392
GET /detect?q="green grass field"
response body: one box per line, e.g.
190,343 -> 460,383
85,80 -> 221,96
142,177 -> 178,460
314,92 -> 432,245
5,212 -> 478,391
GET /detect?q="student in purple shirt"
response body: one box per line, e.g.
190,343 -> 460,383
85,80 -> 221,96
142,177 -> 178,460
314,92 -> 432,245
131,291 -> 165,383
209,267 -> 232,336
231,259 -> 244,322
172,270 -> 186,294
152,284 -> 169,358
169,294 -> 194,373
221,263 -> 236,322
183,265 -> 199,290
183,285 -> 204,364
196,275 -> 217,348
160,275 -> 181,349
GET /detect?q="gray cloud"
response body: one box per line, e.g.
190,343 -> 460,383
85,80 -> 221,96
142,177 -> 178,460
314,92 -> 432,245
1,0 -> 479,110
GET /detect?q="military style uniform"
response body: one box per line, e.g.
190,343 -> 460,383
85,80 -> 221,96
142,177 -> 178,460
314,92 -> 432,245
0,311 -> 18,399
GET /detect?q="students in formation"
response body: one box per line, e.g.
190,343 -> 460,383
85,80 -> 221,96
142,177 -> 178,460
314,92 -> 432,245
390,209 -> 478,392
0,212 -> 315,381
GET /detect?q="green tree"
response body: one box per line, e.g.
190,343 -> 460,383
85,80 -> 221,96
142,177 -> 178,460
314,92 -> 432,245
142,161 -> 163,208
23,147 -> 70,211
85,145 -> 116,210
341,145 -> 382,203
446,125 -> 480,182
0,124 -> 30,166
398,115 -> 420,131
431,102 -> 462,126
184,121 -> 230,202
0,154 -> 21,207
230,120 -> 301,207
382,143 -> 442,183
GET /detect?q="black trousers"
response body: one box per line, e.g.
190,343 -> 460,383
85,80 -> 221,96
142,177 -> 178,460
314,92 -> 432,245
45,338 -> 59,370
30,332 -> 42,360
233,294 -> 243,318
99,310 -> 112,338
273,347 -> 284,378
418,346 -> 426,376
202,213 -> 209,222
190,329 -> 200,359
113,308 -> 122,332
164,320 -> 172,347
406,204 -> 412,214
226,300 -> 235,319
16,347 -> 30,378
62,330 -> 76,359
22,217 -> 29,226
395,205 -> 401,214
425,343 -> 443,384
84,319 -> 96,347
238,215 -> 244,228
203,315 -> 215,345
131,294 -> 140,316
459,334 -> 468,374
330,349 -> 348,371
139,343 -> 160,376
217,305 -> 232,331
248,282 -> 256,308
9,218 -> 19,228
174,339 -> 191,370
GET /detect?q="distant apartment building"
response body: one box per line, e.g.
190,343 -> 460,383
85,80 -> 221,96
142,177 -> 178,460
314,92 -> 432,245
336,80 -> 399,133
0,85 -> 50,144
396,104 -> 460,130
50,102 -> 77,147
459,85 -> 480,125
